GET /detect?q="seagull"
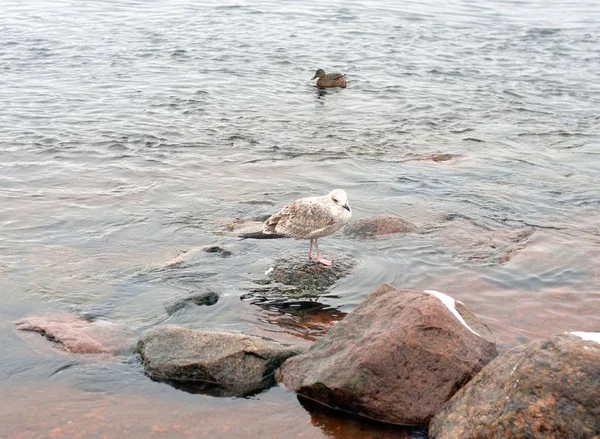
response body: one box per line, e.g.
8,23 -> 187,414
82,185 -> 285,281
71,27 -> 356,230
239,189 -> 352,266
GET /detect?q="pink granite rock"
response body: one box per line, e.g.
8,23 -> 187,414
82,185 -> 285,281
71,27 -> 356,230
276,284 -> 497,425
15,313 -> 134,355
429,332 -> 600,438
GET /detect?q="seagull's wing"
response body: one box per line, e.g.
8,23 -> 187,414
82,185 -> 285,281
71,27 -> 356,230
264,197 -> 335,238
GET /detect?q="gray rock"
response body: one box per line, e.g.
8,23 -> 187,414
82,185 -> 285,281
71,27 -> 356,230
429,332 -> 600,439
266,253 -> 355,292
275,284 -> 497,425
243,253 -> 355,308
163,290 -> 220,315
137,325 -> 304,396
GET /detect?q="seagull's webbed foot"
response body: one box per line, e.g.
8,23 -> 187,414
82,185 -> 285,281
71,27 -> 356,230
317,257 -> 333,266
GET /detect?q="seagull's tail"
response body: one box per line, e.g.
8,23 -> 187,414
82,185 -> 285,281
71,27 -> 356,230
237,231 -> 287,239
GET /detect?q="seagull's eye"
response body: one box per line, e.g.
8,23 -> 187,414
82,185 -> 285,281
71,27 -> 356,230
332,198 -> 338,203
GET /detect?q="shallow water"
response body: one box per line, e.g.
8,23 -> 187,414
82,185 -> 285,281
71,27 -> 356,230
1,0 -> 599,437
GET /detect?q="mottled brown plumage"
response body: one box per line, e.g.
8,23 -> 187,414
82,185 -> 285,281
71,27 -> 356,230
242,189 -> 352,266
312,69 -> 347,88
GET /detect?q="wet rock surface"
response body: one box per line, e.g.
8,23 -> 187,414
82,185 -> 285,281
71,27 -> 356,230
276,284 -> 497,425
163,290 -> 220,315
343,214 -> 417,239
242,254 -> 351,343
137,325 -> 304,396
165,244 -> 232,267
431,153 -> 453,162
15,313 -> 134,355
429,333 -> 600,439
245,253 -> 356,301
267,254 -> 355,291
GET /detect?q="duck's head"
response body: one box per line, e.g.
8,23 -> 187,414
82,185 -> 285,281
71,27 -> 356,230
312,69 -> 326,80
329,189 -> 351,212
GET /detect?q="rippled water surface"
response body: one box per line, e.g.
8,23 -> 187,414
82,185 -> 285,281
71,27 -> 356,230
1,0 -> 599,437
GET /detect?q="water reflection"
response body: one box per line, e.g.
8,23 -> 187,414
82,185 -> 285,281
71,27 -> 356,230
298,395 -> 429,439
158,376 -> 274,398
245,297 -> 347,342
315,86 -> 345,100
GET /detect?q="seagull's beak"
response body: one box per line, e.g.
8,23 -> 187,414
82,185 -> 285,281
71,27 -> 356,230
343,203 -> 351,212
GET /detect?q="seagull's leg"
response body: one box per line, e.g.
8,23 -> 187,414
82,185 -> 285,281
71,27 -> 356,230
308,239 -> 314,260
315,239 -> 332,266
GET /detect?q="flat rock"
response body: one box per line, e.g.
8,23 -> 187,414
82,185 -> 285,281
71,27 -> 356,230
15,313 -> 134,355
275,284 -> 497,425
137,325 -> 304,396
429,332 -> 600,439
163,290 -> 220,315
343,214 -> 417,239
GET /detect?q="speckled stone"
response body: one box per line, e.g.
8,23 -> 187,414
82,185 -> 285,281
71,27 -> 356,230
429,333 -> 600,439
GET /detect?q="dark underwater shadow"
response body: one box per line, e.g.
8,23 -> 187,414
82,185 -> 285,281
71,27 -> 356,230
298,395 -> 430,439
315,86 -> 347,100
154,376 -> 275,398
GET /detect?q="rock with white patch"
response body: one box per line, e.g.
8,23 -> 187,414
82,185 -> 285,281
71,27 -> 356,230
430,332 -> 600,439
275,284 -> 497,425
569,331 -> 600,343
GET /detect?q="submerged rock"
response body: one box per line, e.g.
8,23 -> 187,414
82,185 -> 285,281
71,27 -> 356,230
276,284 -> 497,425
244,253 -> 356,304
137,325 -> 304,396
165,244 -> 232,267
433,216 -> 534,264
15,313 -> 134,355
431,153 -> 453,162
267,253 -> 355,291
402,152 -> 462,164
163,290 -> 219,315
429,332 -> 600,439
343,214 -> 417,239
222,217 -> 270,234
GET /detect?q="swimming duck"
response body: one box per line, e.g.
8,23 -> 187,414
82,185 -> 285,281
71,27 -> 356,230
311,69 -> 347,88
